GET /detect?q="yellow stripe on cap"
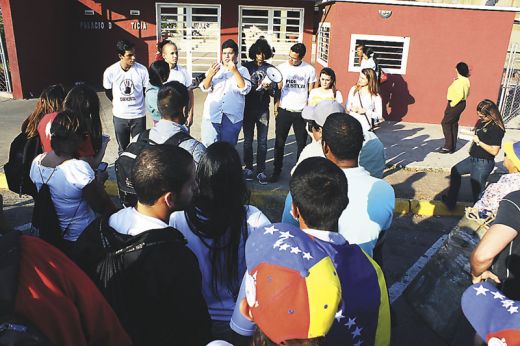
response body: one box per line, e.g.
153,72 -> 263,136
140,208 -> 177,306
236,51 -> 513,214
305,256 -> 342,339
504,142 -> 520,171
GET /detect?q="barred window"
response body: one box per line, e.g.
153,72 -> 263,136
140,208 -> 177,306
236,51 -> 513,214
317,22 -> 331,66
348,34 -> 411,74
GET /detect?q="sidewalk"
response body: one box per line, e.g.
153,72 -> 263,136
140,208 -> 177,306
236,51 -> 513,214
1,91 -> 519,217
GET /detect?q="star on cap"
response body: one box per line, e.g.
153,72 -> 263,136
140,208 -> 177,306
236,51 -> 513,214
502,300 -> 515,308
345,317 -> 356,329
273,239 -> 285,249
290,246 -> 302,254
279,231 -> 295,239
264,226 -> 278,235
279,243 -> 290,251
473,285 -> 489,296
335,309 -> 344,322
508,306 -> 519,314
491,291 -> 506,300
352,326 -> 363,338
302,252 -> 313,260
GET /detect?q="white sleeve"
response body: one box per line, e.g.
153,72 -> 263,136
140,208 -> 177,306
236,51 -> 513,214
245,205 -> 271,234
65,160 -> 95,189
308,65 -> 317,84
184,69 -> 192,87
142,67 -> 149,89
366,94 -> 383,121
103,66 -> 113,89
336,90 -> 344,105
346,86 -> 356,111
236,67 -> 252,95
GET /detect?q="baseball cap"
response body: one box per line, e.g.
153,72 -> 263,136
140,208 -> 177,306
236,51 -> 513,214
241,223 -> 342,344
302,100 -> 345,127
504,141 -> 520,171
461,282 -> 520,345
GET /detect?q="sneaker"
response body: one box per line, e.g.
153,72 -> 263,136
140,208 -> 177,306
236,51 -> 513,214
243,168 -> 254,181
257,172 -> 268,185
268,172 -> 280,183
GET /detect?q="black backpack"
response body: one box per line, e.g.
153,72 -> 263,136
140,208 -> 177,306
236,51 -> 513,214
0,231 -> 53,345
4,133 -> 42,197
114,130 -> 192,207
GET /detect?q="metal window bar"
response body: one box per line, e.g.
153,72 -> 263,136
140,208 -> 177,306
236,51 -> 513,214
0,8 -> 12,93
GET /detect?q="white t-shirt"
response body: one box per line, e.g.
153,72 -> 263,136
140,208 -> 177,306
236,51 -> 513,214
109,207 -> 169,236
30,154 -> 96,241
278,61 -> 316,111
308,88 -> 343,106
166,64 -> 191,87
103,61 -> 149,119
360,57 -> 376,70
346,86 -> 383,121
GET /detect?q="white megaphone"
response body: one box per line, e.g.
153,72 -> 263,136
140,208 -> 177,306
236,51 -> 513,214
256,66 -> 283,91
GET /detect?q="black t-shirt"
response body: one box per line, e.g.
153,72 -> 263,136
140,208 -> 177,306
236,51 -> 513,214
243,61 -> 277,112
492,190 -> 520,299
469,120 -> 505,160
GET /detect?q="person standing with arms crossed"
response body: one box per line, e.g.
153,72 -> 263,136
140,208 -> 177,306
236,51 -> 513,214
439,62 -> 470,154
269,43 -> 316,183
103,40 -> 148,154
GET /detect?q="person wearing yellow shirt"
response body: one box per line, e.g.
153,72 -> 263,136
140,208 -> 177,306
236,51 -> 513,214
440,62 -> 470,153
308,67 -> 343,106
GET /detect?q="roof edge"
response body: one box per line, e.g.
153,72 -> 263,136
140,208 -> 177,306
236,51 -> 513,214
317,0 -> 519,12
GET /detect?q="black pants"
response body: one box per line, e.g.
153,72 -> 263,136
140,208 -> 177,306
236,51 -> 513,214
441,100 -> 466,152
113,116 -> 146,154
273,108 -> 308,174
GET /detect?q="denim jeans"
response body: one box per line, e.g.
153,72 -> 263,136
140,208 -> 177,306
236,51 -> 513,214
243,109 -> 269,173
201,114 -> 243,147
113,116 -> 146,154
446,155 -> 495,205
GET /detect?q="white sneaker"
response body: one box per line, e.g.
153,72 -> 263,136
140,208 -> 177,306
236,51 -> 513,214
257,172 -> 268,185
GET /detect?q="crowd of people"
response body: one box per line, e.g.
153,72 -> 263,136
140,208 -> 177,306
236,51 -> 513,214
1,35 -> 519,346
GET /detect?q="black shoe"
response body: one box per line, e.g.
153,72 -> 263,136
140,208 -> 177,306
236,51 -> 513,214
441,195 -> 456,211
438,147 -> 452,154
268,172 -> 280,183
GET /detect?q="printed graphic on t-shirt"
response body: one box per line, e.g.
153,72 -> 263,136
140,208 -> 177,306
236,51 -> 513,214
251,70 -> 267,86
119,79 -> 136,101
284,75 -> 308,89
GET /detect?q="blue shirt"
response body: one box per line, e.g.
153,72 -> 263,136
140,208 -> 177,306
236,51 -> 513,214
145,84 -> 161,121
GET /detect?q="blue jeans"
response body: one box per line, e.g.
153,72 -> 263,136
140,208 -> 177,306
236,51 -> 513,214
446,156 -> 495,205
201,114 -> 243,147
113,116 -> 146,154
243,109 -> 269,173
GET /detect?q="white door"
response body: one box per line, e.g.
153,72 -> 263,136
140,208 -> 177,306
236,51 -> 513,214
156,3 -> 221,77
239,6 -> 304,67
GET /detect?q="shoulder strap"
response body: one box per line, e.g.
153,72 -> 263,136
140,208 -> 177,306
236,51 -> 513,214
164,130 -> 192,147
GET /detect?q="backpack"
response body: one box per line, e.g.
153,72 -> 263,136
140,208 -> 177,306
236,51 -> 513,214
71,216 -> 187,329
0,231 -> 53,345
4,133 -> 42,197
115,129 -> 192,207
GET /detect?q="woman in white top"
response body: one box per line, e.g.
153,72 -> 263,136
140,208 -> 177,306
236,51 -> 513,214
308,67 -> 343,106
169,142 -> 270,342
346,68 -> 383,127
30,111 -> 116,247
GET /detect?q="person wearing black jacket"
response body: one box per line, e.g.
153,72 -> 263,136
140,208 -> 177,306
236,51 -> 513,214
242,38 -> 277,185
73,145 -> 211,346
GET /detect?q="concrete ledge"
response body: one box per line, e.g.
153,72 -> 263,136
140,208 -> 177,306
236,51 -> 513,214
0,173 -> 467,217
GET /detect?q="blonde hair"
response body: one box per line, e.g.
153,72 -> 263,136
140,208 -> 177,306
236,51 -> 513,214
355,68 -> 379,96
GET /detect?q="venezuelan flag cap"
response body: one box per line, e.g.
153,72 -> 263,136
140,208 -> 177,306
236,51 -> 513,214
243,223 -> 342,344
504,141 -> 520,171
462,282 -> 520,346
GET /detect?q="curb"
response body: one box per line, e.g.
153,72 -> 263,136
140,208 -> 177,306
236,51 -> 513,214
0,173 -> 468,217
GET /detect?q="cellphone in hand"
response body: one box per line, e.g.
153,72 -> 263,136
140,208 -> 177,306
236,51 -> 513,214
97,162 -> 108,172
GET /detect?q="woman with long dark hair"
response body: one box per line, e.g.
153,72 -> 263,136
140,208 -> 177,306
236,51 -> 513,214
308,67 -> 343,106
38,84 -> 109,168
169,142 -> 270,342
22,84 -> 66,138
442,99 -> 506,209
346,68 -> 383,128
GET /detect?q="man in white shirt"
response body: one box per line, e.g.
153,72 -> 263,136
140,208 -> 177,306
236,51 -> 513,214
199,39 -> 251,147
103,40 -> 148,154
270,43 -> 316,182
158,39 -> 194,127
322,113 -> 395,258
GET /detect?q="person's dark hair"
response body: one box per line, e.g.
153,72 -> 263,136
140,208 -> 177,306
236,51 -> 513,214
222,39 -> 239,54
116,40 -> 135,56
185,142 -> 249,298
322,113 -> 364,161
50,110 -> 82,157
132,145 -> 194,205
63,84 -> 102,153
252,329 -> 324,346
477,99 -> 505,131
290,157 -> 348,231
290,43 -> 306,59
248,38 -> 273,60
149,60 -> 170,87
22,84 -> 66,138
157,81 -> 189,119
456,62 -> 470,77
157,39 -> 177,54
